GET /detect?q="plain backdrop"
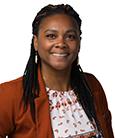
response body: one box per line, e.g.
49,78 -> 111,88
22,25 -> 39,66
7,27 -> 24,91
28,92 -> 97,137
0,0 -> 115,136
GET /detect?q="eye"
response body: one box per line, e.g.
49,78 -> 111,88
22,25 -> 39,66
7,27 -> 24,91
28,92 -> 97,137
46,34 -> 57,40
65,34 -> 77,41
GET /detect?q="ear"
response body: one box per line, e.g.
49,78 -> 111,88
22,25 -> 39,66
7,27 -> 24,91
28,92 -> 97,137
33,35 -> 38,51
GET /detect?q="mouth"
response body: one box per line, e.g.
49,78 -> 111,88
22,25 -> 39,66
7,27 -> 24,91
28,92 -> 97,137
52,53 -> 69,57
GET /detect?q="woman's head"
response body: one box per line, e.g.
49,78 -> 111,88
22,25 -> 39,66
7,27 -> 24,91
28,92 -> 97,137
32,4 -> 82,71
34,14 -> 80,71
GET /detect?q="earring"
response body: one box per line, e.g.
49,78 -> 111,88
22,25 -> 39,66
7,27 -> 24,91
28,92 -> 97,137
35,51 -> 38,64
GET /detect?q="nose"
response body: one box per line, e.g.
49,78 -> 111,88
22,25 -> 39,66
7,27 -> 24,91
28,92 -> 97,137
54,37 -> 67,49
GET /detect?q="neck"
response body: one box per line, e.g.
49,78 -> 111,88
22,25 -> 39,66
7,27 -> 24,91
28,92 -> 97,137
41,64 -> 72,91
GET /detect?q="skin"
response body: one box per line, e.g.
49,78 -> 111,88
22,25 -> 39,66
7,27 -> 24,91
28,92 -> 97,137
34,14 -> 81,91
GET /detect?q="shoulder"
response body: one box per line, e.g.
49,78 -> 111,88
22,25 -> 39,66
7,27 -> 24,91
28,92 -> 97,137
84,72 -> 109,110
83,72 -> 107,103
0,77 -> 23,95
0,76 -> 23,109
83,72 -> 103,92
0,76 -> 23,89
0,76 -> 23,107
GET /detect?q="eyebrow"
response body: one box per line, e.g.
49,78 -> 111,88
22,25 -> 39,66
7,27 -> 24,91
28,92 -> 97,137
44,29 -> 58,33
66,29 -> 77,34
44,29 -> 77,34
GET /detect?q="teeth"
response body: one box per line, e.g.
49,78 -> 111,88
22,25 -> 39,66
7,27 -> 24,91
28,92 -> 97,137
52,53 -> 68,57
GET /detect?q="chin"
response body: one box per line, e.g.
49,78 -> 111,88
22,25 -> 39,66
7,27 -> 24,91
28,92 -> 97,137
52,64 -> 71,71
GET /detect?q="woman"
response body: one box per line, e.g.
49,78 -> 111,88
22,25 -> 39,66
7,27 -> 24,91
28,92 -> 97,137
0,4 -> 114,138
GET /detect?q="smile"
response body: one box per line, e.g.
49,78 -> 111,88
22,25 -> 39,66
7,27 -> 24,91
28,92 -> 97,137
52,53 -> 69,57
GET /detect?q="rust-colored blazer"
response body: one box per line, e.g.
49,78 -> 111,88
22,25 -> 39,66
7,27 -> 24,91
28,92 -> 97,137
0,68 -> 114,138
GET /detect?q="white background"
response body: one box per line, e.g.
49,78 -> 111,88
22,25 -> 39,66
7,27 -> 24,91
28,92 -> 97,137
0,0 -> 115,136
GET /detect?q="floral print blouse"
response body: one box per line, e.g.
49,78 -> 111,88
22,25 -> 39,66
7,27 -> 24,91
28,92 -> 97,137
46,87 -> 102,138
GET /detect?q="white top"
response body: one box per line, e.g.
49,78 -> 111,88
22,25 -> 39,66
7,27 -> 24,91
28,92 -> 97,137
46,87 -> 99,138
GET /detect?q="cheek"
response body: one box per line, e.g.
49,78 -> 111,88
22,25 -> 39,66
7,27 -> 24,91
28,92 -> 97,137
37,42 -> 51,59
38,38 -> 51,51
71,50 -> 79,64
37,40 -> 46,54
69,40 -> 80,51
70,44 -> 80,54
70,44 -> 80,61
37,46 -> 46,59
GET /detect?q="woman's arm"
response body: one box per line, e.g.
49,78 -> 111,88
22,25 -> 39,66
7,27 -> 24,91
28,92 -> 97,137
85,73 -> 114,138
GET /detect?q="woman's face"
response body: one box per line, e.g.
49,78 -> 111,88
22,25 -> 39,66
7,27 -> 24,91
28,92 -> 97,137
34,14 -> 80,71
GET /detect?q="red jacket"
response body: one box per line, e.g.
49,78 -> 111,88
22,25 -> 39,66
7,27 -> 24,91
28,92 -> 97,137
0,68 -> 114,138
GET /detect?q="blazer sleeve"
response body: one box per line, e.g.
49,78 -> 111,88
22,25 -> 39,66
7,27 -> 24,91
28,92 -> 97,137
85,73 -> 114,138
97,80 -> 114,138
0,82 -> 16,137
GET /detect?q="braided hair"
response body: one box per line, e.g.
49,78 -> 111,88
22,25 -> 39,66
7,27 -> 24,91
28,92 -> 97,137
23,4 -> 100,130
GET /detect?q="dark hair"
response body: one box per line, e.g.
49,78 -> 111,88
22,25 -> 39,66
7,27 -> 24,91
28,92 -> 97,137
23,4 -> 100,131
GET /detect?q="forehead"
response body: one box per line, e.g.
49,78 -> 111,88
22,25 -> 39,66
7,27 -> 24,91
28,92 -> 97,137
39,14 -> 78,31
